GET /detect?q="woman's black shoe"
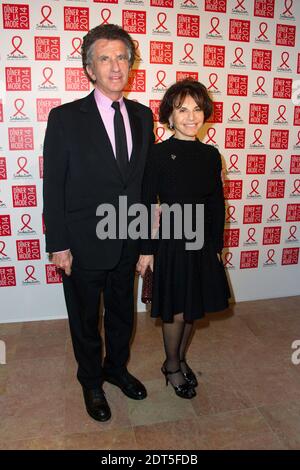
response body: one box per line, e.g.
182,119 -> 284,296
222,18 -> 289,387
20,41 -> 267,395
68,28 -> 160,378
161,365 -> 196,399
180,359 -> 198,388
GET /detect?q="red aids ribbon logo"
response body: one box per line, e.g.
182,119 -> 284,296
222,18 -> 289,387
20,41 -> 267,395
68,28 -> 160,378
155,70 -> 167,88
25,265 -> 37,282
42,67 -> 54,86
155,127 -> 165,143
255,76 -> 266,93
266,248 -> 275,264
233,48 -> 244,65
226,205 -> 236,222
296,131 -> 300,147
16,157 -> 29,175
100,9 -> 111,25
270,204 -> 279,220
183,43 -> 194,61
223,252 -> 234,267
258,22 -> 268,40
280,52 -> 290,69
282,0 -> 293,16
71,38 -> 82,56
20,214 -> 32,231
235,0 -> 246,10
249,180 -> 260,196
209,17 -> 220,35
288,225 -> 297,240
292,180 -> 300,195
229,154 -> 239,171
13,99 -> 26,117
252,129 -> 263,145
184,0 -> 196,5
156,13 -> 168,31
247,228 -> 256,243
208,73 -> 218,91
11,36 -> 24,55
230,103 -> 241,120
205,128 -> 217,145
40,5 -> 53,25
0,241 -> 7,257
276,105 -> 287,122
273,155 -> 283,171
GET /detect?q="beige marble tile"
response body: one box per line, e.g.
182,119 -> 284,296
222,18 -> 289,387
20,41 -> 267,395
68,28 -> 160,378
259,401 -> 300,450
64,427 -> 137,450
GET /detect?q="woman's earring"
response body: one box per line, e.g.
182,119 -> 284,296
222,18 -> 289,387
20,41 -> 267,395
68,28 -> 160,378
169,122 -> 174,130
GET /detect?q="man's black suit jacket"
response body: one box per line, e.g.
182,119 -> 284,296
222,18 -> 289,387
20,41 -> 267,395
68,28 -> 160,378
43,90 -> 154,270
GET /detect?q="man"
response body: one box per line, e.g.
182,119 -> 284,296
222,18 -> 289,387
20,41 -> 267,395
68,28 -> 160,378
43,24 -> 154,422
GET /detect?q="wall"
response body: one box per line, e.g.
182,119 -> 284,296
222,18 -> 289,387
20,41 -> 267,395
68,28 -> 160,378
0,0 -> 300,323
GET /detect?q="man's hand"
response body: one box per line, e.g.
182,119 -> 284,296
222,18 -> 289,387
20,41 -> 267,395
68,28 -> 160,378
136,255 -> 154,277
51,249 -> 73,276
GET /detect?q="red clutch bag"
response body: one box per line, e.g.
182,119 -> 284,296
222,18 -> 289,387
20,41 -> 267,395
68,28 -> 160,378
141,266 -> 153,304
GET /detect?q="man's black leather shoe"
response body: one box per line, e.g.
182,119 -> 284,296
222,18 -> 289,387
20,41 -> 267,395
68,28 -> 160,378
82,387 -> 111,422
103,370 -> 147,400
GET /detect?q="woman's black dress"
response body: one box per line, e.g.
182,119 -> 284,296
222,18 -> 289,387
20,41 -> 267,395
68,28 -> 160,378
141,136 -> 231,322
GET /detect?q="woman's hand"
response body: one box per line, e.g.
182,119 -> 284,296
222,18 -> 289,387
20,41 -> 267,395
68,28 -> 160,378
136,255 -> 154,277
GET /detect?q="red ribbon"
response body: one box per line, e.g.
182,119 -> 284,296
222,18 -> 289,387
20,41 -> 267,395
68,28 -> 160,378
266,249 -> 275,264
226,205 -> 236,222
273,155 -> 283,171
71,38 -> 82,56
155,127 -> 165,143
13,99 -> 26,117
235,0 -> 246,10
0,241 -> 7,257
42,67 -> 54,85
11,36 -> 24,55
276,105 -> 286,122
255,76 -> 265,93
249,180 -> 260,195
280,52 -> 290,68
209,17 -> 220,35
229,154 -> 239,170
233,47 -> 244,65
205,128 -> 216,144
20,214 -> 32,231
224,252 -> 233,267
247,228 -> 256,243
230,103 -> 241,120
282,0 -> 293,16
40,5 -> 53,25
270,204 -> 279,219
252,129 -> 263,145
25,265 -> 37,281
156,12 -> 168,31
292,180 -> 300,195
208,73 -> 218,91
288,225 -> 297,240
258,22 -> 268,40
183,43 -> 194,60
16,157 -> 29,175
100,9 -> 111,25
155,70 -> 167,88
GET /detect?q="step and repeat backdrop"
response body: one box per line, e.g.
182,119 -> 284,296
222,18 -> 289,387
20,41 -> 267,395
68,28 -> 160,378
0,0 -> 300,322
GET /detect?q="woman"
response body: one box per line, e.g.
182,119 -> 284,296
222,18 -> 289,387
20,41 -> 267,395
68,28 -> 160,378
136,79 -> 230,399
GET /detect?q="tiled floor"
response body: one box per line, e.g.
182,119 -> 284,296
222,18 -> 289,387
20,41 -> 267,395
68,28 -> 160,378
0,295 -> 300,450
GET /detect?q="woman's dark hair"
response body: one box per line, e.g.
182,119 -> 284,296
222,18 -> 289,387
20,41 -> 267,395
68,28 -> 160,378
82,24 -> 136,83
159,79 -> 213,125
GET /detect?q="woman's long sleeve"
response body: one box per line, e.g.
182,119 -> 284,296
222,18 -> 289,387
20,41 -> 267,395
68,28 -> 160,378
206,151 -> 225,254
140,146 -> 159,255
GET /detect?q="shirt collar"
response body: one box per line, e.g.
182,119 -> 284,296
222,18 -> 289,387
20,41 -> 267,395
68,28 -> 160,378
94,87 -> 124,111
